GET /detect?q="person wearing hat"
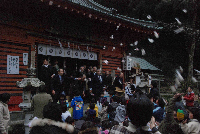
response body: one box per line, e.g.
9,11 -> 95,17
181,107 -> 200,134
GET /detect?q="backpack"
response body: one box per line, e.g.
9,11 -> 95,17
114,105 -> 126,123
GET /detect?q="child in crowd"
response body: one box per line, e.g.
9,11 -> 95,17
98,101 -> 109,122
61,104 -> 71,122
57,92 -> 69,107
87,98 -> 98,117
71,95 -> 84,120
85,103 -> 96,122
99,120 -> 112,134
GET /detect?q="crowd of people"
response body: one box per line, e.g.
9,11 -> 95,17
0,58 -> 200,134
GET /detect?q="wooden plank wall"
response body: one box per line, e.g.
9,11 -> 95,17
0,41 -> 31,95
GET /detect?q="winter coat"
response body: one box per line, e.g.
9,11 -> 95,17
31,92 -> 52,118
114,105 -> 126,123
181,119 -> 200,134
71,96 -> 84,120
29,118 -> 74,134
153,103 -> 165,123
98,106 -> 108,122
85,109 -> 96,122
0,101 -> 10,134
87,104 -> 98,117
183,91 -> 195,107
107,102 -> 120,121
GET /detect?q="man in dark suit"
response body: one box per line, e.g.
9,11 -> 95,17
39,59 -> 54,94
91,69 -> 103,101
113,72 -> 124,90
51,68 -> 66,102
102,71 -> 112,91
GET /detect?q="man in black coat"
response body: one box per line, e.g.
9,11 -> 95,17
39,59 -> 54,94
102,71 -> 112,91
90,69 -> 103,101
113,72 -> 124,90
51,68 -> 66,102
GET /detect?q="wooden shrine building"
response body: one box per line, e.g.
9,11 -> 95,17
0,0 -> 161,111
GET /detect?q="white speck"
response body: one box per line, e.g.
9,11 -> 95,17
134,48 -> 139,51
113,47 -> 115,50
147,15 -> 152,20
128,58 -> 132,61
175,18 -> 182,25
154,31 -> 159,38
110,35 -> 114,39
182,9 -> 187,13
117,67 -> 122,71
134,41 -> 138,45
103,60 -> 109,64
121,60 -> 125,63
120,43 -> 123,46
130,44 -> 133,46
129,53 -> 131,56
141,49 -> 146,55
174,27 -> 184,34
148,38 -> 154,43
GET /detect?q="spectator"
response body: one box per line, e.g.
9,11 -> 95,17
100,120 -> 112,134
30,103 -> 74,134
78,121 -> 98,134
87,98 -> 98,117
98,101 -> 109,122
158,93 -> 184,134
102,71 -> 112,90
0,93 -> 11,134
153,97 -> 165,123
110,93 -> 161,134
85,103 -> 96,122
183,86 -> 195,109
114,97 -> 126,123
61,105 -> 71,122
31,85 -> 52,118
71,95 -> 84,120
113,72 -> 124,91
149,81 -> 159,98
181,107 -> 200,134
107,96 -> 120,121
57,92 -> 69,107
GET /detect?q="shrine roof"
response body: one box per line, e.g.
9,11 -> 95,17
67,0 -> 162,29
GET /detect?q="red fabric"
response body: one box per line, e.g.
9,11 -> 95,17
184,92 -> 195,107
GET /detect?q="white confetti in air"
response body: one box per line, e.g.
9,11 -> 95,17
49,1 -> 53,5
103,60 -> 109,64
121,60 -> 125,63
58,40 -> 62,48
148,38 -> 154,43
128,58 -> 132,61
192,77 -> 197,83
134,48 -> 139,51
154,31 -> 159,38
194,69 -> 200,73
182,9 -> 187,13
129,53 -> 131,56
113,47 -> 115,50
147,15 -> 152,20
110,35 -> 114,39
134,41 -> 138,45
116,25 -> 120,30
141,49 -> 146,55
112,49 -> 113,51
175,18 -> 182,25
174,27 -> 184,34
103,46 -> 106,49
120,43 -> 123,46
130,43 -> 133,46
117,67 -> 122,71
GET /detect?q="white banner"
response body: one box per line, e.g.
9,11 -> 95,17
64,48 -> 72,57
88,52 -> 95,60
7,55 -> 19,74
47,46 -> 56,56
72,49 -> 80,59
56,47 -> 64,57
38,44 -> 47,55
80,51 -> 88,59
23,53 -> 28,65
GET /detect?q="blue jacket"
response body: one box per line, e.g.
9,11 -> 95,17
71,96 -> 84,120
153,103 -> 165,123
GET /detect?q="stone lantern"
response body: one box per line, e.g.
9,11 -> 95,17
16,66 -> 45,134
